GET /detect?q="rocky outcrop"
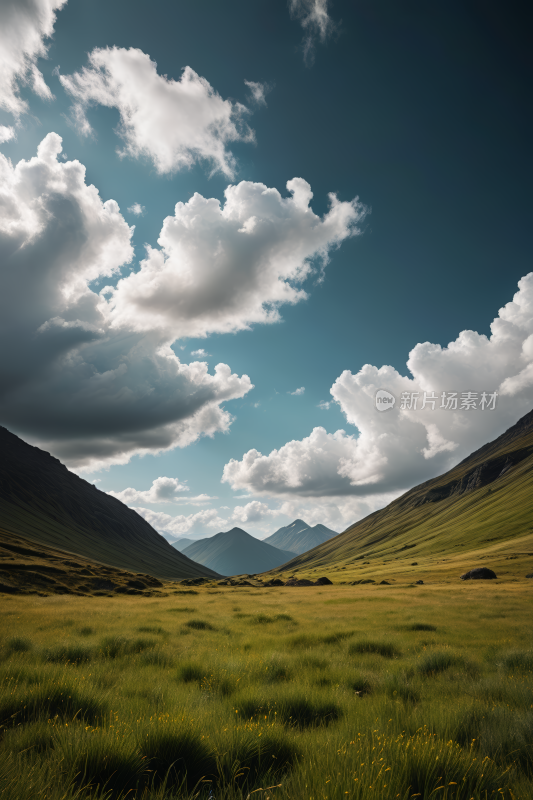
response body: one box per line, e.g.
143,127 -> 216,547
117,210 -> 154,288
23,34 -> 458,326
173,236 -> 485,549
460,567 -> 497,580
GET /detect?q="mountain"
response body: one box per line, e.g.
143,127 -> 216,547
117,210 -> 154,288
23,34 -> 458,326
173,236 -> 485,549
0,427 -> 218,581
171,538 -> 194,551
273,409 -> 533,580
263,518 -> 338,555
181,527 -> 296,576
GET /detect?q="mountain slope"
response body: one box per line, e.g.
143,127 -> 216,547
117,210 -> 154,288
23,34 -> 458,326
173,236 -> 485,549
263,519 -> 338,555
182,527 -> 296,576
171,538 -> 194,552
273,409 -> 533,579
0,427 -> 218,581
0,527 -> 168,596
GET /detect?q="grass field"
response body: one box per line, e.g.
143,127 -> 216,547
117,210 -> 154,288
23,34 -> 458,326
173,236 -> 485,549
1,583 -> 532,799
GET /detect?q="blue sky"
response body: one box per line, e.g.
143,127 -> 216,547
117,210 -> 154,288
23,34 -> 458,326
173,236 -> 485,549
0,0 -> 531,541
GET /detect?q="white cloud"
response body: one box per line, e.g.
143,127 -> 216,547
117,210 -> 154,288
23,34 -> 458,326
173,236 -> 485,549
191,348 -> 210,358
60,47 -> 254,177
318,400 -> 331,409
133,506 -> 227,538
223,273 -> 533,523
231,500 -> 277,525
290,386 -> 305,395
102,178 -> 366,340
107,476 -> 189,504
127,202 -> 144,215
244,79 -> 271,107
0,0 -> 66,118
0,133 -> 252,471
0,125 -> 16,143
289,0 -> 336,65
223,427 -> 361,498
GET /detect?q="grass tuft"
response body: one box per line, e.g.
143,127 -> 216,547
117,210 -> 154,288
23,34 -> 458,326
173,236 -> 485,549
5,637 -> 33,654
215,730 -> 299,789
0,680 -> 106,725
139,722 -> 215,790
44,644 -> 93,665
177,662 -> 204,684
418,650 -> 464,675
184,619 -> 214,631
53,723 -> 146,797
137,626 -> 168,635
348,640 -> 400,658
100,636 -> 157,658
237,694 -> 342,728
500,649 -> 533,672
408,623 -> 437,631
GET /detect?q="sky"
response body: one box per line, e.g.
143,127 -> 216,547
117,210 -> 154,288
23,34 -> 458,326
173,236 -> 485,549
0,0 -> 532,543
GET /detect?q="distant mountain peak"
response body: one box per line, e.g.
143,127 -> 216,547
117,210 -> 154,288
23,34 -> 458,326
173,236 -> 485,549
263,518 -> 337,556
181,526 -> 295,576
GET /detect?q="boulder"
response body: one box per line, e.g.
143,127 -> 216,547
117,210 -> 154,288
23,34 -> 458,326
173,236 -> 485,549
379,580 -> 391,585
415,580 -> 424,585
264,578 -> 284,587
525,573 -> 533,579
284,577 -> 314,586
460,567 -> 497,580
315,576 -> 333,585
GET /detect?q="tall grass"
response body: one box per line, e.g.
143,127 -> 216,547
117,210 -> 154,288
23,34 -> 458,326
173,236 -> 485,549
0,584 -> 532,799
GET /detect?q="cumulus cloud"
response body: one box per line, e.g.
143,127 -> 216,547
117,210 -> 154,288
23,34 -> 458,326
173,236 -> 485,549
127,202 -> 144,215
102,178 -> 366,340
244,79 -> 271,107
0,0 -> 66,118
60,47 -> 254,177
223,273 -> 533,522
107,476 -> 189,504
133,506 -> 227,539
289,0 -> 337,65
191,349 -> 210,358
231,500 -> 277,525
318,400 -> 331,409
289,386 -> 305,395
0,133 -> 252,470
223,427 -> 361,498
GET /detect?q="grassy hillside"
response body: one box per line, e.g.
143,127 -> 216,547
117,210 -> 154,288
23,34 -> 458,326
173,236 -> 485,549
0,427 -> 218,581
182,527 -> 296,575
271,409 -> 533,584
0,527 -> 170,596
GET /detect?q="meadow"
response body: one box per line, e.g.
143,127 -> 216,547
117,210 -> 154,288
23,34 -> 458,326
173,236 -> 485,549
1,582 -> 532,800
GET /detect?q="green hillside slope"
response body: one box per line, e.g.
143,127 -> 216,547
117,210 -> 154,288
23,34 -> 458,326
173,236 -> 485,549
272,409 -> 533,583
0,427 -> 218,581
